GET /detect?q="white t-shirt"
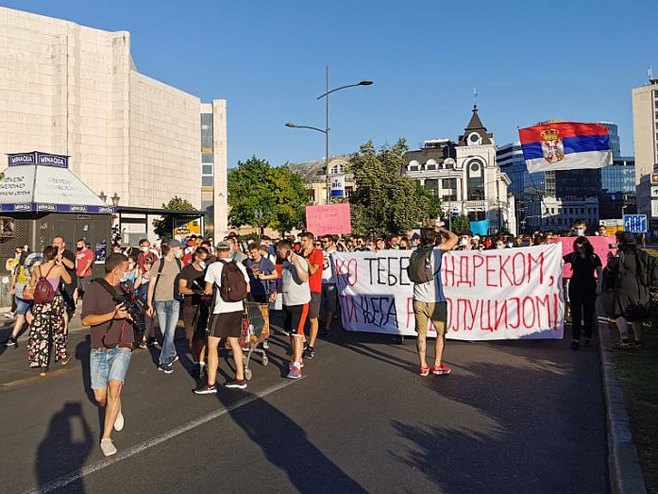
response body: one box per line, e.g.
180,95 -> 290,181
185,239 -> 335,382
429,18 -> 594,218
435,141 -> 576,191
321,247 -> 337,284
412,248 -> 446,303
280,256 -> 311,306
204,260 -> 250,314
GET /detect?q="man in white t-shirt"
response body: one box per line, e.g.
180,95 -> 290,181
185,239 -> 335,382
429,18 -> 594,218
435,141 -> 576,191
272,239 -> 310,379
412,227 -> 458,377
194,241 -> 250,394
320,234 -> 338,337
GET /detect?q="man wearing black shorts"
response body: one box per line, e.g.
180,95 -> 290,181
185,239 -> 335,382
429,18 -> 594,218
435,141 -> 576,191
194,241 -> 250,394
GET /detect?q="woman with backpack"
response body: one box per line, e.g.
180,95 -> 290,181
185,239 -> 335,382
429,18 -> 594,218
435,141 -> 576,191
562,236 -> 603,350
26,246 -> 72,375
607,232 -> 650,348
3,249 -> 33,348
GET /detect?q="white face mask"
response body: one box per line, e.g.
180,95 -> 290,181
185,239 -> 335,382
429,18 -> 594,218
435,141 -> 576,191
141,246 -> 149,253
459,238 -> 468,247
199,261 -> 206,269
576,228 -> 585,237
496,244 -> 505,249
174,250 -> 182,259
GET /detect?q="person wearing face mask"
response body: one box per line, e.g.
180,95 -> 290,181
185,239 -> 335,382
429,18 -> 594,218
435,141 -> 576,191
458,230 -> 473,251
81,253 -> 134,457
75,239 -> 95,299
179,246 -> 210,376
146,239 -> 183,374
136,238 -> 158,271
571,219 -> 587,237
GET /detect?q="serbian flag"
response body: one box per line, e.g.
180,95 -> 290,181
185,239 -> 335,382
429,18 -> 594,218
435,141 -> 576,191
518,122 -> 612,174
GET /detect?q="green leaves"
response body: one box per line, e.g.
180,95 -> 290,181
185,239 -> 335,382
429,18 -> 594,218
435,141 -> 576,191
152,196 -> 198,239
349,138 -> 441,236
227,157 -> 308,235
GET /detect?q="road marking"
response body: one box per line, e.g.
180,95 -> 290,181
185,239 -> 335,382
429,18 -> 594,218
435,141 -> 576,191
26,379 -> 302,494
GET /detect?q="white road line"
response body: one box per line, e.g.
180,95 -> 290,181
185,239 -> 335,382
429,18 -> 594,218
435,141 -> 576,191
27,379 -> 301,494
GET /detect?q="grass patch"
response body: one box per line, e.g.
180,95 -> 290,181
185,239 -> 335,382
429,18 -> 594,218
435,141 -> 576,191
613,325 -> 658,493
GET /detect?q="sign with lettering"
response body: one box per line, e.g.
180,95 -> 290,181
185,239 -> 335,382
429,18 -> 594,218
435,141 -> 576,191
334,244 -> 564,340
8,152 -> 68,168
306,203 -> 352,236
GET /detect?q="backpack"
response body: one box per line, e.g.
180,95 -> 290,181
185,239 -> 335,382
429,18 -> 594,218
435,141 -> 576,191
219,259 -> 248,302
33,264 -> 57,305
635,250 -> 658,288
407,244 -> 435,284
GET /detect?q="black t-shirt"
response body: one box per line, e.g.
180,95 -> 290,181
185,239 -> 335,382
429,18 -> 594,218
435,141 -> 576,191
564,252 -> 602,285
180,264 -> 206,305
81,280 -> 134,348
61,249 -> 77,287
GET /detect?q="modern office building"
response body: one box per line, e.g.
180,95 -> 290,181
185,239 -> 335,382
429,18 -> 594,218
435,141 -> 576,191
0,6 -> 228,238
632,75 -> 658,186
403,107 -> 516,234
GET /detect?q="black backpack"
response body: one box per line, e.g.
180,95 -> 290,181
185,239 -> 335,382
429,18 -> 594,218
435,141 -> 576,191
407,245 -> 435,284
219,259 -> 248,302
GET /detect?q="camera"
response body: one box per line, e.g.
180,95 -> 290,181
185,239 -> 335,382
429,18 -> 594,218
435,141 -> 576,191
113,281 -> 147,334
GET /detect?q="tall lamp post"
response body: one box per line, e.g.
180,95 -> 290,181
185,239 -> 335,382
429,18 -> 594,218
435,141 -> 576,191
286,66 -> 372,204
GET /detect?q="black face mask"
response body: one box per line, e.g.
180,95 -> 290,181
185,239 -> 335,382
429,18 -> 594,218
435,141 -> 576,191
76,246 -> 83,251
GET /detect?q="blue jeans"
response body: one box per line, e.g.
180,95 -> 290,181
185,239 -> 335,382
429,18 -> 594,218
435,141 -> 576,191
154,300 -> 180,366
90,347 -> 132,390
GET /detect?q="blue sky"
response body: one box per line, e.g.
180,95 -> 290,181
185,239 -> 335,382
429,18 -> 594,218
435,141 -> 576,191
2,0 -> 655,166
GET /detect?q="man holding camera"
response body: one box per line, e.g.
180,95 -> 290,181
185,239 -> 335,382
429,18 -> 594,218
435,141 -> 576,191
81,253 -> 134,457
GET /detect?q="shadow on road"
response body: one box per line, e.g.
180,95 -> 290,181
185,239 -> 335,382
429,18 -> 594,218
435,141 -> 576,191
390,353 -> 608,494
215,387 -> 367,493
35,401 -> 92,494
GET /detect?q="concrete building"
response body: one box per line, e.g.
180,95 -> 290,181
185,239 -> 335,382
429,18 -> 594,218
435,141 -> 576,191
0,6 -> 228,238
632,75 -> 658,186
403,107 -> 516,234
289,157 -> 355,205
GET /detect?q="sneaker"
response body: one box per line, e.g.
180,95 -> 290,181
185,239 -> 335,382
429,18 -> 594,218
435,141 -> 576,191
158,363 -> 174,374
287,363 -> 302,379
570,340 -> 580,350
288,360 -> 304,370
632,341 -> 643,349
193,384 -> 218,395
100,438 -> 117,457
262,340 -> 269,350
171,355 -> 180,364
146,338 -> 157,347
5,336 -> 17,347
60,355 -> 72,366
304,346 -> 315,360
114,410 -> 124,432
322,330 -> 332,338
225,379 -> 247,389
431,364 -> 452,376
419,366 -> 430,377
137,341 -> 147,350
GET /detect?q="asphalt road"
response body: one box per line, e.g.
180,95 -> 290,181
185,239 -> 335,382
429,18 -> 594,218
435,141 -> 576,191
0,315 -> 608,494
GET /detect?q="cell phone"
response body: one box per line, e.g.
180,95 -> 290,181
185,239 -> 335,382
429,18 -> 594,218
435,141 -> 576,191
609,243 -> 617,249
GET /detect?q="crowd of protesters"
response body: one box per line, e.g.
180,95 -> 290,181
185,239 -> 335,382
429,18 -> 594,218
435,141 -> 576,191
0,220 -> 651,456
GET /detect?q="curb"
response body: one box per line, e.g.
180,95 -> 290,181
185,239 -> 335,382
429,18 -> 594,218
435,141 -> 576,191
598,324 -> 647,494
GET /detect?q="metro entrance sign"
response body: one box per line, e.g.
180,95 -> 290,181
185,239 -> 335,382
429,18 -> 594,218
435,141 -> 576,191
623,214 -> 647,233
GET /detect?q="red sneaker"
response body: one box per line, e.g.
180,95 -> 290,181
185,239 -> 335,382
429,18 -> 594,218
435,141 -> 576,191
431,364 -> 451,376
419,366 -> 430,377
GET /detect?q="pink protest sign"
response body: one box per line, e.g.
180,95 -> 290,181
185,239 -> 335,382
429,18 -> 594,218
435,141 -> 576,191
556,236 -> 614,278
305,203 -> 352,236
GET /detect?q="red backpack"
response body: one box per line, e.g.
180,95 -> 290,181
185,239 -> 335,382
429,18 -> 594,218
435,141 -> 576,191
33,264 -> 57,304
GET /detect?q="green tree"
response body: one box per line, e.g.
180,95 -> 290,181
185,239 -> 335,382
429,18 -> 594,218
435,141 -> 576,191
449,215 -> 471,234
152,196 -> 198,239
227,157 -> 308,235
349,139 -> 441,236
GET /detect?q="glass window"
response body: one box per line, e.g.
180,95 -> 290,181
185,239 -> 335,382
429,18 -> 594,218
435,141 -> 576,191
202,153 -> 213,163
442,178 -> 457,189
202,164 -> 213,175
202,176 -> 213,187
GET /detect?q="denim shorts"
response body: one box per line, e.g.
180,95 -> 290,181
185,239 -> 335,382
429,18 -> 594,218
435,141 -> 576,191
14,297 -> 32,316
90,347 -> 132,390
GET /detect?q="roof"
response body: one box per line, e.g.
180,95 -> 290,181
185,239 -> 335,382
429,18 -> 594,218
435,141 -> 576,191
0,152 -> 113,214
458,106 -> 494,146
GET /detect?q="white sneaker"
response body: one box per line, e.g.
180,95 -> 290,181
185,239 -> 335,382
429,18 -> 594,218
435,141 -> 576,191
100,438 -> 117,457
114,410 -> 124,432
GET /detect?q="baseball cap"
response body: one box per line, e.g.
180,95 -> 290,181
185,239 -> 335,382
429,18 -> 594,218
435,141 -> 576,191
216,240 -> 231,250
167,239 -> 183,248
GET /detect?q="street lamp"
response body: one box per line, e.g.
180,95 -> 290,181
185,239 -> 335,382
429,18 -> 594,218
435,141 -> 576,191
111,192 -> 120,207
99,191 -> 107,203
286,66 -> 372,204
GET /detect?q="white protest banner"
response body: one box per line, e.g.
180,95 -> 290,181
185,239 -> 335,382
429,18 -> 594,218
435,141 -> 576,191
334,244 -> 564,340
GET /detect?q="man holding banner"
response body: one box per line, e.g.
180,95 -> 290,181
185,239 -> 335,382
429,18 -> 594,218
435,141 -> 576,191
411,227 -> 459,377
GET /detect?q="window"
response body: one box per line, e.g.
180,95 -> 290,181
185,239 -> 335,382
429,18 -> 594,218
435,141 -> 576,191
202,153 -> 213,163
308,190 -> 315,202
345,186 -> 354,197
407,160 -> 420,172
331,164 -> 343,174
202,164 -> 213,175
202,176 -> 213,187
424,179 -> 439,195
426,159 -> 437,171
466,159 -> 485,200
442,178 -> 457,189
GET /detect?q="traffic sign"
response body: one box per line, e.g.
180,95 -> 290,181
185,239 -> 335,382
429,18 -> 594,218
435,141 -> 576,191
623,214 -> 647,233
